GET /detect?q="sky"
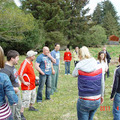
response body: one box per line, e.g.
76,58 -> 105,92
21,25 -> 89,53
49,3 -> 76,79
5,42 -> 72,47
14,0 -> 120,16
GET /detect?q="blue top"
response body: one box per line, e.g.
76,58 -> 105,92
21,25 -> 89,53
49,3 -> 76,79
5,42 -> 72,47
51,50 -> 60,66
36,54 -> 52,75
0,73 -> 18,107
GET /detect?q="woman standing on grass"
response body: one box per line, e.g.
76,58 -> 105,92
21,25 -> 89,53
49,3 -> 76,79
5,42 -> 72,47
97,51 -> 108,80
0,46 -> 18,120
72,46 -> 104,120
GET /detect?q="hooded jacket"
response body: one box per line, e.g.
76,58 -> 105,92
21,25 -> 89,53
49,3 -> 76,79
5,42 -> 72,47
72,57 -> 104,97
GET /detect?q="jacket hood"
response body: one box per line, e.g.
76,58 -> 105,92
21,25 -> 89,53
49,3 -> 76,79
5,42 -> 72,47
76,57 -> 97,73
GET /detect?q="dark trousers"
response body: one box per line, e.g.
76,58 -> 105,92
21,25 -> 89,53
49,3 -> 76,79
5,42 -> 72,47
74,61 -> 79,67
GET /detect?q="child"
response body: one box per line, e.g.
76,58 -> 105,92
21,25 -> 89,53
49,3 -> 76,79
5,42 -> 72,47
64,48 -> 72,75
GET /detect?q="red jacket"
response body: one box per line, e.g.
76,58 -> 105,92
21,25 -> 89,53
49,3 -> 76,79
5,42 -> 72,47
64,52 -> 72,61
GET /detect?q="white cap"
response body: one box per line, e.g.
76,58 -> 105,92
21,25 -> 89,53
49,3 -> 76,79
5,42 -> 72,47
26,50 -> 38,57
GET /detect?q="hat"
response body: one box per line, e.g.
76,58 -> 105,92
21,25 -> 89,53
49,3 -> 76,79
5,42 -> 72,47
26,50 -> 38,57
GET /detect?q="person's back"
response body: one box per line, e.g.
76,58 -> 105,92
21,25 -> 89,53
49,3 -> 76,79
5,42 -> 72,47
72,46 -> 104,120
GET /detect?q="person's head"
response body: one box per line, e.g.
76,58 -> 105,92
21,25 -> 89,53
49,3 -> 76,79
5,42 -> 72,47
43,46 -> 50,55
79,46 -> 91,60
26,50 -> 38,61
103,46 -> 106,51
0,46 -> 5,68
75,47 -> 79,52
66,48 -> 69,52
7,50 -> 19,65
55,43 -> 60,51
98,51 -> 106,63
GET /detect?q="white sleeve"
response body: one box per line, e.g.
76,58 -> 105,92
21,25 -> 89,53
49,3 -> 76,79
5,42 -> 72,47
72,67 -> 78,77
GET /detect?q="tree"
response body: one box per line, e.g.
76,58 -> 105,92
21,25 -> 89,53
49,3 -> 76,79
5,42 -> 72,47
92,3 -> 103,24
88,25 -> 107,46
0,0 -> 44,53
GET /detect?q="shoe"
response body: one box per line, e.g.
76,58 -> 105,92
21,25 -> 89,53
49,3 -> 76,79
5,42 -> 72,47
21,113 -> 26,120
29,106 -> 38,111
68,74 -> 70,75
65,74 -> 67,75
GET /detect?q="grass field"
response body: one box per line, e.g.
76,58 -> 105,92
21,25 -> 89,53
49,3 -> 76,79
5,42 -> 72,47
15,45 -> 120,120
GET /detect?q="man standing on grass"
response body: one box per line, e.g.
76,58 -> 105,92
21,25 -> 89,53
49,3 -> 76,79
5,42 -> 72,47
18,50 -> 38,120
35,46 -> 56,103
50,43 -> 60,95
0,50 -> 21,120
102,46 -> 111,78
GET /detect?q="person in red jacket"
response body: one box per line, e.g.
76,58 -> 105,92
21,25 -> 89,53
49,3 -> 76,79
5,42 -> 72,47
64,48 -> 72,75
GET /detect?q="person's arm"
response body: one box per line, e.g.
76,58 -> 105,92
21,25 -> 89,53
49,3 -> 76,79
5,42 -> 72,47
101,69 -> 105,104
35,62 -> 45,75
47,53 -> 56,63
51,63 -> 55,75
72,67 -> 78,77
19,75 -> 30,86
110,69 -> 119,100
4,74 -> 18,105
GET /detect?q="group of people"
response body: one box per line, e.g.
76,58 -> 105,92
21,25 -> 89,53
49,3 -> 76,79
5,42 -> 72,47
1,43 -> 120,120
0,44 -> 60,120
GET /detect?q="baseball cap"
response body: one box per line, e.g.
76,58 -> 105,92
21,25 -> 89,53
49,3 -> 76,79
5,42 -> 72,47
26,50 -> 38,57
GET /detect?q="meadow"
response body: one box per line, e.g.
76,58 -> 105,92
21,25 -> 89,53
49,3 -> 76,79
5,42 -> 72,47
15,45 -> 120,120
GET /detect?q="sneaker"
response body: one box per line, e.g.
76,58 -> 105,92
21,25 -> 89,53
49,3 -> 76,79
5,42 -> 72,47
68,74 -> 70,75
65,74 -> 67,75
21,113 -> 26,120
29,106 -> 38,111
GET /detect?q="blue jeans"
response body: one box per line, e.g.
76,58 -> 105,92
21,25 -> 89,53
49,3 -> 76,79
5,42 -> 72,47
65,62 -> 70,74
77,98 -> 100,120
113,93 -> 120,120
5,113 -> 13,120
37,75 -> 51,102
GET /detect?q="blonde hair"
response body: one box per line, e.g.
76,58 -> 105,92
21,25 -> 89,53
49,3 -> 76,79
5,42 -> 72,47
0,46 -> 5,68
79,46 -> 91,59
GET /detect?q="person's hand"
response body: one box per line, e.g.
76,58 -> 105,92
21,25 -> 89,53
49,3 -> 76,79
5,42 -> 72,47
24,82 -> 30,86
47,53 -> 52,58
101,97 -> 104,104
14,87 -> 19,93
111,98 -> 114,101
41,72 -> 45,75
52,69 -> 55,75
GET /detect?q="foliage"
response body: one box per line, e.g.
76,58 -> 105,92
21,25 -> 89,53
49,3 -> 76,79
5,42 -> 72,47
92,0 -> 120,38
88,25 -> 107,46
0,0 -> 44,54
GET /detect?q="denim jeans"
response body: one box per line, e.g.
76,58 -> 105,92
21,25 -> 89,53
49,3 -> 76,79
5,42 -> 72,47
5,113 -> 13,120
37,74 -> 51,102
65,62 -> 70,74
113,93 -> 120,120
77,98 -> 100,120
51,65 -> 59,95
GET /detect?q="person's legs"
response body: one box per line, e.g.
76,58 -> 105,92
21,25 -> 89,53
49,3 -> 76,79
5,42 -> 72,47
14,90 -> 21,120
10,104 -> 16,120
113,93 -> 120,120
29,88 -> 38,111
65,62 -> 68,74
21,90 -> 31,120
45,75 -> 51,100
54,66 -> 59,91
77,98 -> 100,120
37,75 -> 46,102
68,62 -> 70,74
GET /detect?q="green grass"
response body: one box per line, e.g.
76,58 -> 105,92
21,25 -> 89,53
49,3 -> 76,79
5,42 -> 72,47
15,45 -> 120,120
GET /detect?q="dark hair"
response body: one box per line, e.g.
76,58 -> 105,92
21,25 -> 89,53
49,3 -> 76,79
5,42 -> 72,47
55,43 -> 60,47
98,51 -> 106,63
7,50 -> 19,61
0,46 -> 5,68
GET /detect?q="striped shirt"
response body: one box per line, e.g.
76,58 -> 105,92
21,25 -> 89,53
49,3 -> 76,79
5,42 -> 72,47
0,103 -> 12,120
